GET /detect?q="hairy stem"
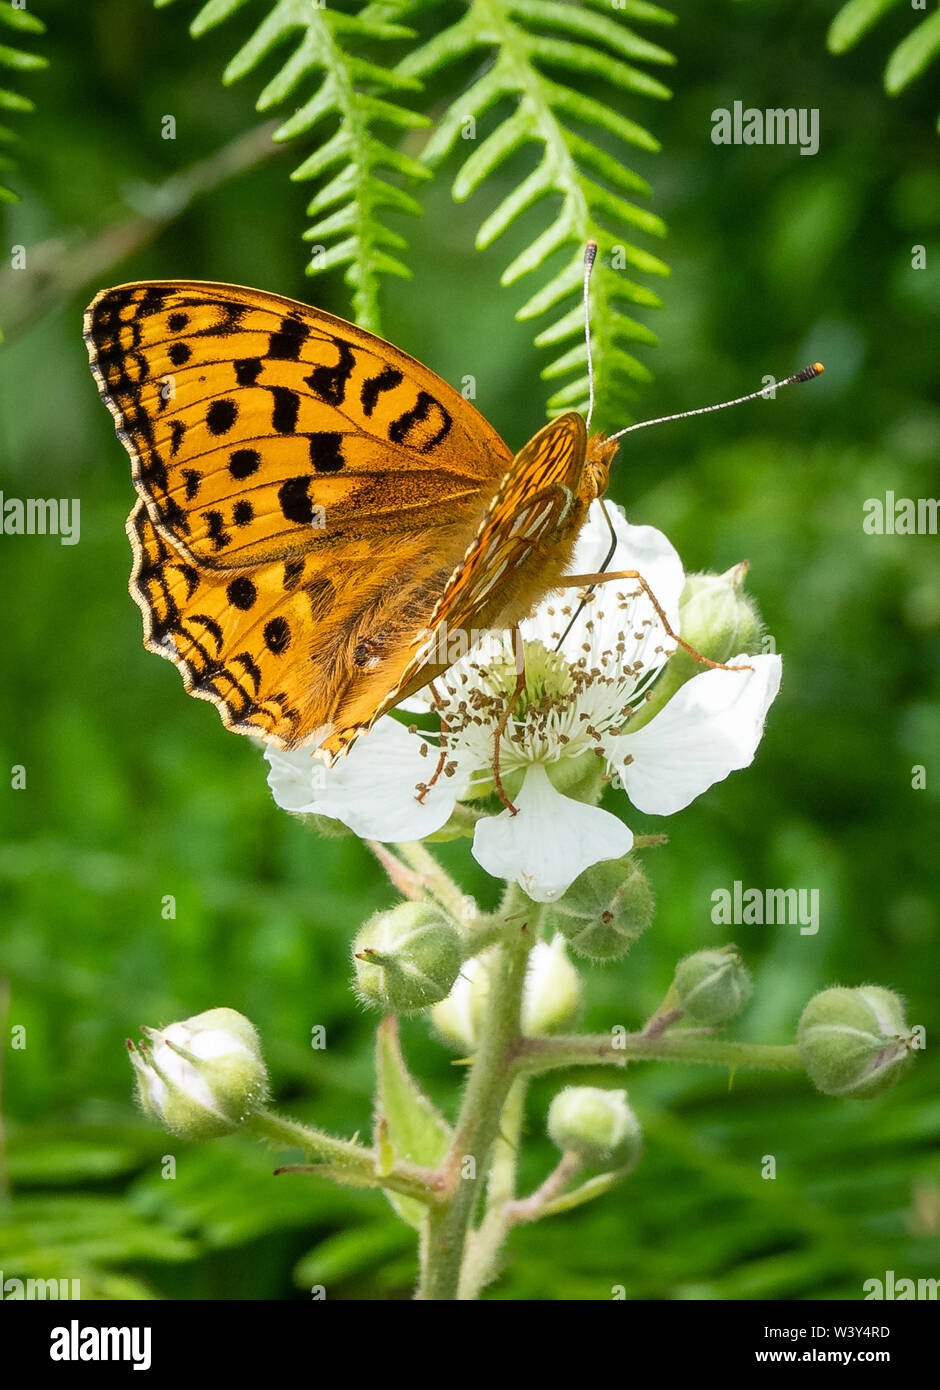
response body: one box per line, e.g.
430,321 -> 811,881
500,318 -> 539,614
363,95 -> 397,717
457,1075 -> 529,1300
245,1107 -> 444,1205
420,918 -> 533,1299
504,1150 -> 583,1224
514,1033 -> 804,1074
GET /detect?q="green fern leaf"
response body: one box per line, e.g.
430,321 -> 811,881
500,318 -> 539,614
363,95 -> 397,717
826,0 -> 904,54
393,0 -> 674,421
0,1 -> 47,205
827,0 -> 940,132
157,0 -> 431,331
883,6 -> 940,95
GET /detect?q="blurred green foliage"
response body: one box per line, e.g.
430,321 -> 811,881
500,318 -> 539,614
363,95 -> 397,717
0,0 -> 938,1300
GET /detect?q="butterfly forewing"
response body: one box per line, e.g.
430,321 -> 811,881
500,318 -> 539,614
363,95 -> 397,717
85,282 -> 512,569
88,282 -> 594,760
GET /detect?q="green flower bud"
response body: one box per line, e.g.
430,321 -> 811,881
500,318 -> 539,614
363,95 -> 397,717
353,902 -> 461,1015
432,937 -> 581,1050
674,945 -> 752,1024
797,986 -> 914,1099
677,564 -> 764,666
128,1007 -> 268,1140
547,856 -> 653,961
547,1087 -> 643,1170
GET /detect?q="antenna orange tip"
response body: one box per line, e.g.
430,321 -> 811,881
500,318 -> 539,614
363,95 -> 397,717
813,362 -> 824,374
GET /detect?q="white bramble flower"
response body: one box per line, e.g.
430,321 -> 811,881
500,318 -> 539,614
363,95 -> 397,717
266,503 -> 782,903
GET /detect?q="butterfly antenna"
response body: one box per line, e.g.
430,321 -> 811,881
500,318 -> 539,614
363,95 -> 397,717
583,240 -> 598,432
607,362 -> 824,442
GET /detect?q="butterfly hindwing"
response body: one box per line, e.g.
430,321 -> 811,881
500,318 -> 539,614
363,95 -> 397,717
128,498 -> 468,750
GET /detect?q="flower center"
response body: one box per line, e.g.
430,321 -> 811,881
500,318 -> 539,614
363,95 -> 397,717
484,639 -> 574,717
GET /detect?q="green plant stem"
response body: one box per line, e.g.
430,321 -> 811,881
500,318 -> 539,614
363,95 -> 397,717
457,1075 -> 528,1300
245,1107 -> 444,1205
514,1033 -> 804,1074
420,923 -> 533,1299
504,1150 -> 583,1224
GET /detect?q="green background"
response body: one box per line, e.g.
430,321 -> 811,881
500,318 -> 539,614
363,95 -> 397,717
1,0 -> 938,1299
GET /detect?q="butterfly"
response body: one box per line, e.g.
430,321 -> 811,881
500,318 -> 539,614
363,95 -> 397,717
84,279 -> 620,766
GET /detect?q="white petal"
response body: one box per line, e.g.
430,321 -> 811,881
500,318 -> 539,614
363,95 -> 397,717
266,718 -> 469,841
608,654 -> 782,815
472,763 -> 633,902
264,744 -> 321,813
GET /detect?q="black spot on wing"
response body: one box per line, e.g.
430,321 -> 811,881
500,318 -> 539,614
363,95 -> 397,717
264,617 -> 291,655
304,340 -> 355,406
361,365 -> 403,417
268,316 -> 309,361
234,358 -> 262,386
270,387 -> 299,434
389,391 -> 452,454
307,432 -> 344,473
227,576 -> 257,610
207,399 -> 238,436
279,476 -> 316,524
204,509 -> 230,551
229,448 -> 260,480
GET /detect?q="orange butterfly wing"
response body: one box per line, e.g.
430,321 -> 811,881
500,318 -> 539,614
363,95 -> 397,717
86,281 -> 595,759
86,282 -> 510,568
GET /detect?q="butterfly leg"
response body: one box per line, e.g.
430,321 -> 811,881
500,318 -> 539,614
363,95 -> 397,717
415,681 -> 452,804
557,570 -> 753,673
492,626 -> 526,815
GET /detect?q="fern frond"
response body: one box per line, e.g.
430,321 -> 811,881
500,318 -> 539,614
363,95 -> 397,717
156,0 -> 431,330
394,0 -> 675,420
828,0 -> 940,133
0,1 -> 47,205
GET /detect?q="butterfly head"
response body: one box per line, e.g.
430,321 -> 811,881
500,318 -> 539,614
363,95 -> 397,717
583,430 -> 619,502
